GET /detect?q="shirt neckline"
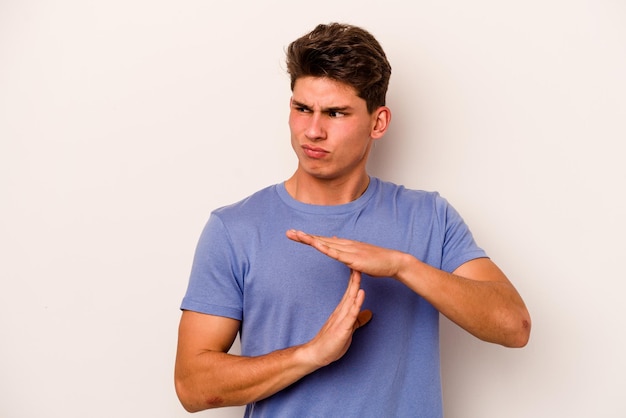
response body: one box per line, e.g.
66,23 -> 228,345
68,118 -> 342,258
275,176 -> 379,215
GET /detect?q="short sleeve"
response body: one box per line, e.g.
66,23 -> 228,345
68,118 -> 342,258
436,196 -> 488,273
180,213 -> 244,320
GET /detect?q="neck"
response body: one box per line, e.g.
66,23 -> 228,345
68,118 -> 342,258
284,172 -> 370,205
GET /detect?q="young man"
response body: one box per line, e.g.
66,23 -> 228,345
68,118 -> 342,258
175,23 -> 531,417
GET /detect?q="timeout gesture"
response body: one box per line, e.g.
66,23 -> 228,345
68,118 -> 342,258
286,229 -> 407,279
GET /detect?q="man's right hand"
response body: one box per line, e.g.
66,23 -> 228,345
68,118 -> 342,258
174,269 -> 371,412
300,269 -> 372,367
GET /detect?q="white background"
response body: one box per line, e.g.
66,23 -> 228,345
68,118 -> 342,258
1,1 -> 625,417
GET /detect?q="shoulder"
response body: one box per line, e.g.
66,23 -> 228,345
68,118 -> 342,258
373,177 -> 445,208
212,184 -> 280,221
370,178 -> 461,229
195,185 -> 283,251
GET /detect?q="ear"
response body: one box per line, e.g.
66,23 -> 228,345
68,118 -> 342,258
371,106 -> 391,139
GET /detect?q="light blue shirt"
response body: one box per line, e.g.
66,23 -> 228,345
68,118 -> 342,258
182,177 -> 486,417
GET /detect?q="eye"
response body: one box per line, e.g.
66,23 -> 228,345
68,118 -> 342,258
328,110 -> 346,118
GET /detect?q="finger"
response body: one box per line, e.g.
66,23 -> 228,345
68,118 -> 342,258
286,231 -> 363,270
286,229 -> 318,244
310,235 -> 355,249
336,270 -> 361,311
326,270 -> 362,331
355,308 -> 373,329
346,273 -> 367,325
287,230 -> 343,262
287,230 -> 352,248
349,286 -> 370,331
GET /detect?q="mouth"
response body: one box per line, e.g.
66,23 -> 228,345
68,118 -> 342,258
302,145 -> 329,159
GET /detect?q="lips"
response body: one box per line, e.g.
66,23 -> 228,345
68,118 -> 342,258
302,145 -> 329,159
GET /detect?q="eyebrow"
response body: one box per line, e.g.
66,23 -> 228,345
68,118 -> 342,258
291,100 -> 352,113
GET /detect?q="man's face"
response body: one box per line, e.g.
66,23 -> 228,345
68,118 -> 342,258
288,76 -> 381,182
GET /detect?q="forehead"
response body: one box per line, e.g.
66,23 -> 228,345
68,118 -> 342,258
292,76 -> 364,108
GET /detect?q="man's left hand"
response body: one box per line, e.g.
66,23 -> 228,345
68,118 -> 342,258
286,229 -> 406,278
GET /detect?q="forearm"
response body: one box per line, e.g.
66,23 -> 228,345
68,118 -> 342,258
176,272 -> 368,412
285,230 -> 530,346
175,344 -> 319,412
395,254 -> 531,347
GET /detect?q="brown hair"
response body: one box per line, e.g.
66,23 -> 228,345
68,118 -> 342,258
286,23 -> 392,113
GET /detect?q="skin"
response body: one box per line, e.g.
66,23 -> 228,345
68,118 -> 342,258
284,76 -> 390,205
174,76 -> 531,412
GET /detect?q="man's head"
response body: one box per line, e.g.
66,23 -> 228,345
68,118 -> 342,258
286,23 -> 391,114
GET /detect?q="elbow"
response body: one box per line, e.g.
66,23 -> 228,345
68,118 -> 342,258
501,310 -> 532,348
175,376 -> 224,413
174,377 -> 201,412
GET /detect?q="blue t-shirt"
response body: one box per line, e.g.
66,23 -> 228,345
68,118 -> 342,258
181,177 -> 486,418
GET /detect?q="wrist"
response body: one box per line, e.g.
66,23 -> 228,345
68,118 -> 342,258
394,252 -> 421,284
294,342 -> 325,373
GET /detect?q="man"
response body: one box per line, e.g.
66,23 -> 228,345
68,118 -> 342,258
175,23 -> 530,417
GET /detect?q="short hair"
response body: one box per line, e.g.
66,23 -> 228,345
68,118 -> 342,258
286,23 -> 392,113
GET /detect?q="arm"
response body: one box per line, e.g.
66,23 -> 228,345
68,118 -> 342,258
399,256 -> 530,347
174,270 -> 372,412
286,230 -> 530,348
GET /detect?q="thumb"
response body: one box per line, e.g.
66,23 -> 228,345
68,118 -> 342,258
356,309 -> 373,329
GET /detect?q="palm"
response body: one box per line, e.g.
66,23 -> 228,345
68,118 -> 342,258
286,229 -> 402,278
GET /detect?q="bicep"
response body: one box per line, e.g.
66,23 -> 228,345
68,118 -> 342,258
452,257 -> 512,284
174,311 -> 242,409
176,310 -> 240,356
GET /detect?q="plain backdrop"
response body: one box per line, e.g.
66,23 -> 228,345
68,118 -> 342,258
1,1 -> 625,417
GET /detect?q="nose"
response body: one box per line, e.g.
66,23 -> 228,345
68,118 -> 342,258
305,113 -> 326,141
